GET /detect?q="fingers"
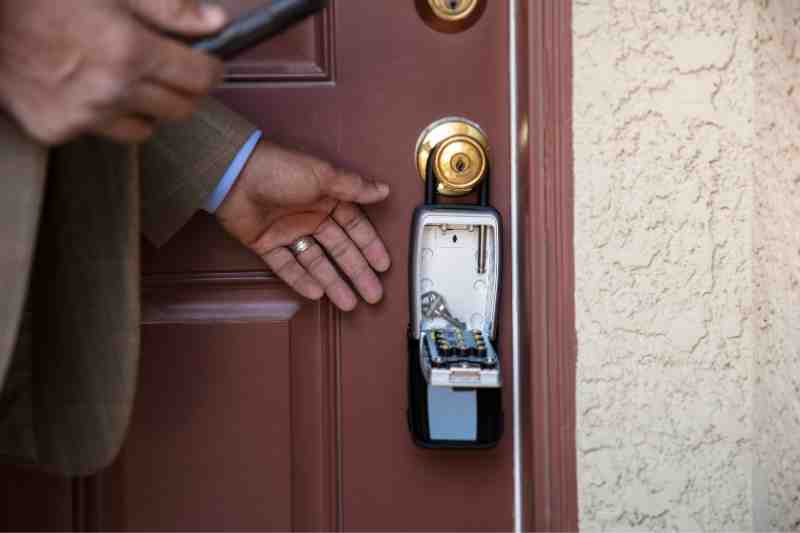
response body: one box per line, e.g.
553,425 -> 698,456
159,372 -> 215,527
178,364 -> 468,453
126,0 -> 228,36
313,217 -> 384,305
255,206 -> 389,311
89,115 -> 155,143
261,248 -> 324,301
145,34 -> 225,95
330,202 -> 391,272
293,240 -> 359,311
319,170 -> 391,205
84,51 -> 213,140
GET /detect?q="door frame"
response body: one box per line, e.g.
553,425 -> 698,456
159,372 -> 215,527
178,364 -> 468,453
514,1 -> 577,531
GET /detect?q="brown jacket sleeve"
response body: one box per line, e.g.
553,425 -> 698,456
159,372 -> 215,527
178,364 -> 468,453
140,98 -> 257,246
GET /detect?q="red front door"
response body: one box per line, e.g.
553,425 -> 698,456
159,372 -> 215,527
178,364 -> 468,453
2,2 -> 519,530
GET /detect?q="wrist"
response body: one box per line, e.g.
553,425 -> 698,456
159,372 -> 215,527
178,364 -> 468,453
236,140 -> 263,194
212,132 -> 263,215
216,140 -> 264,216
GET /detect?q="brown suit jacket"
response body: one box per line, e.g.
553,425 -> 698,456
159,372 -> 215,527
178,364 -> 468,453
0,99 -> 256,476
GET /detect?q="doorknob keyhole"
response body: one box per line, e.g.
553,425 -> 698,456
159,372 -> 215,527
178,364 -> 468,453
450,153 -> 471,175
415,117 -> 489,196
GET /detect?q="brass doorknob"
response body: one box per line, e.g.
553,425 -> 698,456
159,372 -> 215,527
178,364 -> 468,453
415,117 -> 489,196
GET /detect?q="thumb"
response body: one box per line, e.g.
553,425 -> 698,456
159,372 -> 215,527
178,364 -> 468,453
127,0 -> 228,36
320,171 -> 391,205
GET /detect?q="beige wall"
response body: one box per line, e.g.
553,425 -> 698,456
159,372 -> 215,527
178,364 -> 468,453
752,1 -> 800,529
574,0 -> 800,530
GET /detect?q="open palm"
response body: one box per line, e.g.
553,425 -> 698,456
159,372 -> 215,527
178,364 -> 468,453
216,142 -> 391,311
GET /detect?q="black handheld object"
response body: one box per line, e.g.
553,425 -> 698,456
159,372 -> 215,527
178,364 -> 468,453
191,0 -> 328,60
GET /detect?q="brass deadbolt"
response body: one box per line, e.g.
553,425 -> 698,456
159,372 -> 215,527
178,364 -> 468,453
427,0 -> 479,21
415,117 -> 489,196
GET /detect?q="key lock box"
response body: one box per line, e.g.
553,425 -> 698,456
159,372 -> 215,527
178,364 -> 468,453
408,117 -> 503,448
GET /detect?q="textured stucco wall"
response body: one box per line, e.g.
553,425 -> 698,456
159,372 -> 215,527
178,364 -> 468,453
752,1 -> 800,530
575,0 -> 800,530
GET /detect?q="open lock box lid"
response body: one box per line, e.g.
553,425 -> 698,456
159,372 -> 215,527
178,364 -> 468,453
406,204 -> 505,446
409,206 -> 502,341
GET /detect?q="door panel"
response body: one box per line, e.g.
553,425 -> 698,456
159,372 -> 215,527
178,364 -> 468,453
221,0 -> 334,82
103,281 -> 337,531
115,320 -> 293,531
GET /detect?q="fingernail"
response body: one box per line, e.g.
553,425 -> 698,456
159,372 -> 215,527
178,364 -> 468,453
201,4 -> 228,28
377,257 -> 391,272
335,289 -> 358,311
367,287 -> 384,304
310,287 -> 324,300
377,183 -> 390,196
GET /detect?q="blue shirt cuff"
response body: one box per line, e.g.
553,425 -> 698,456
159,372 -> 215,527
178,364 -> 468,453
203,130 -> 263,213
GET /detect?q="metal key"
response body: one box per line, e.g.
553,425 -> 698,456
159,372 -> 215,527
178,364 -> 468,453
421,291 -> 467,329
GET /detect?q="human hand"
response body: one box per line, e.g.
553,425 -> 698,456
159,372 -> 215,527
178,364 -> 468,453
0,0 -> 228,145
216,142 -> 392,311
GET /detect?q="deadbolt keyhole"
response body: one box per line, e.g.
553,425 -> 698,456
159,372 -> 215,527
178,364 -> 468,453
421,0 -> 482,30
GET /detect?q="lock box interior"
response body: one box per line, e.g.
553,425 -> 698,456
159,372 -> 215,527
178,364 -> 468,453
410,207 -> 501,341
